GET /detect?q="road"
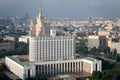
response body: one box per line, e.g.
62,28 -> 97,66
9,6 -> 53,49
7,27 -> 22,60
88,54 -> 116,63
3,70 -> 21,80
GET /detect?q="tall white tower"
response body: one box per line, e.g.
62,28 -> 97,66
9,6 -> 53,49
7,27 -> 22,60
36,11 -> 45,37
29,10 -> 50,37
29,20 -> 36,37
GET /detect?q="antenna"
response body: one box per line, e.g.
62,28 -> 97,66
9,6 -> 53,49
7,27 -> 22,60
38,0 -> 43,18
39,0 -> 43,13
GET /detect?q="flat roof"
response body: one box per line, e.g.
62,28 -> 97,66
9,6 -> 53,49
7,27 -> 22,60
33,58 -> 83,65
7,56 -> 98,66
7,56 -> 30,67
84,57 -> 97,62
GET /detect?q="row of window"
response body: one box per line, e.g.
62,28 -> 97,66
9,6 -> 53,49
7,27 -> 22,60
35,62 -> 83,75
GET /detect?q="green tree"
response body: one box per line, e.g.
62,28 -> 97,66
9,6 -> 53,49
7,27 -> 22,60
91,71 -> 102,80
76,39 -> 88,54
0,42 -> 28,58
102,69 -> 120,80
0,64 -> 4,71
89,47 -> 97,55
116,54 -> 120,62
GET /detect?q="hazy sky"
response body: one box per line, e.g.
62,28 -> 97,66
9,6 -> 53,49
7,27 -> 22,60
0,0 -> 120,18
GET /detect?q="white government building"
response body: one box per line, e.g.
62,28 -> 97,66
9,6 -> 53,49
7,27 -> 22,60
5,56 -> 102,80
5,11 -> 102,80
29,36 -> 76,62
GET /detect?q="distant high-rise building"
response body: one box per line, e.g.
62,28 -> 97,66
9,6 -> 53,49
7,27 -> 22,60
88,17 -> 93,24
29,20 -> 36,37
35,12 -> 45,36
29,11 -> 50,37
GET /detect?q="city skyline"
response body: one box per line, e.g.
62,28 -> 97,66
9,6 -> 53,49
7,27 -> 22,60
0,0 -> 120,18
5,11 -> 102,79
0,1 -> 120,79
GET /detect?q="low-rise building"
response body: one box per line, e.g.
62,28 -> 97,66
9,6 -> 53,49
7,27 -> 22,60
88,35 -> 107,48
5,56 -> 35,80
87,36 -> 100,48
5,56 -> 102,80
3,36 -> 15,41
19,36 -> 29,43
0,42 -> 15,50
98,31 -> 110,36
111,42 -> 120,54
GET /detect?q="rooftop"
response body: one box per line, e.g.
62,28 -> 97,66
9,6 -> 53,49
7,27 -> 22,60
7,55 -> 30,67
84,57 -> 97,62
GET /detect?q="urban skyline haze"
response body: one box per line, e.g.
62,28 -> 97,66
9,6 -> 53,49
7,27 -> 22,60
0,0 -> 120,18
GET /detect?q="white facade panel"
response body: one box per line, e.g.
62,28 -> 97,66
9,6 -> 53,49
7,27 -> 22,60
29,36 -> 76,62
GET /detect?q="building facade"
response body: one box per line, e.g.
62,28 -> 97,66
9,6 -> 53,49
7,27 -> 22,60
5,56 -> 102,80
19,36 -> 29,43
34,57 -> 102,76
0,42 -> 15,50
111,42 -> 120,54
87,36 -> 100,48
3,36 -> 15,41
5,56 -> 34,80
29,36 -> 76,62
29,12 -> 50,37
88,35 -> 107,48
99,36 -> 107,47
